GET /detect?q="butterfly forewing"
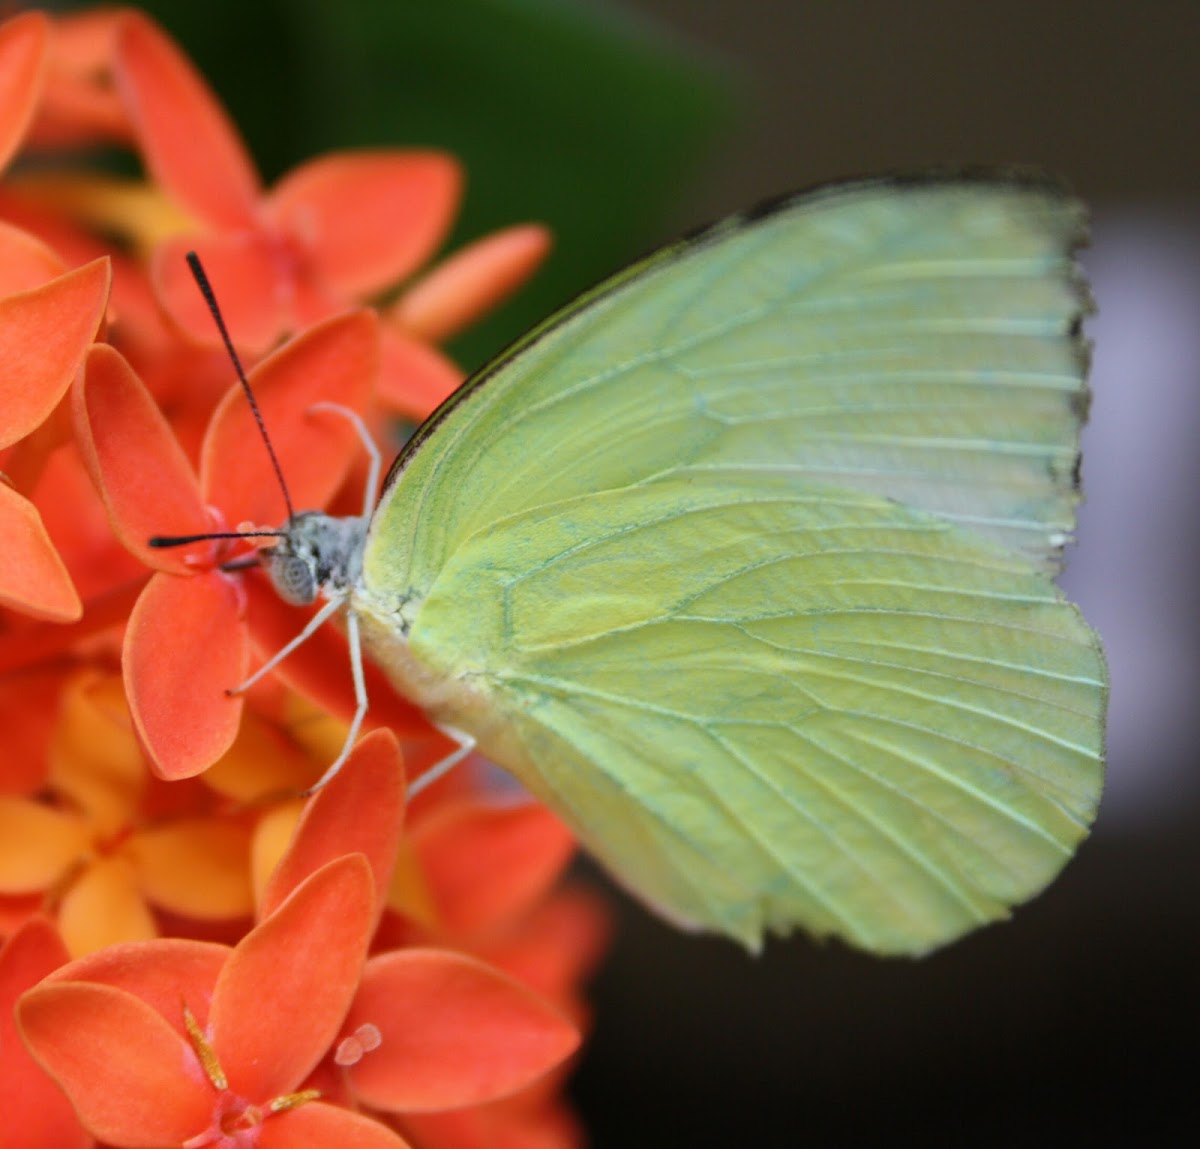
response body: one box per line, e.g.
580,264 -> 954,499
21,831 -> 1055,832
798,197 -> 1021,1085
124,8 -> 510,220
376,174 -> 1089,592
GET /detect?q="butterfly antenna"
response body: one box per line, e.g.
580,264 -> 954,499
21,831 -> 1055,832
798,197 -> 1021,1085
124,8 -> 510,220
186,251 -> 295,521
148,529 -> 286,548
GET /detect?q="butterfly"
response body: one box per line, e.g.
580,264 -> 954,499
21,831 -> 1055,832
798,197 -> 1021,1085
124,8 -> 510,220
192,170 -> 1109,956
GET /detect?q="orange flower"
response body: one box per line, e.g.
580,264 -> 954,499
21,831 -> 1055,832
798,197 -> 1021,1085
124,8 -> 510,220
74,309 -> 381,778
111,10 -> 460,355
20,842 -> 581,1145
255,742 -> 583,1127
0,669 -> 258,955
3,11 -> 552,430
18,854 -> 397,1147
105,11 -> 553,421
255,735 -> 603,1149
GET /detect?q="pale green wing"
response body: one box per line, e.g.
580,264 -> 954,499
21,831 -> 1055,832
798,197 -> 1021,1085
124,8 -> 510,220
360,473 -> 1104,955
357,172 -> 1105,953
376,172 -> 1090,598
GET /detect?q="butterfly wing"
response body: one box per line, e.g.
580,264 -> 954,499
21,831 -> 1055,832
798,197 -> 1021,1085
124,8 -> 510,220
363,473 -> 1103,954
358,173 -> 1106,953
380,172 -> 1090,580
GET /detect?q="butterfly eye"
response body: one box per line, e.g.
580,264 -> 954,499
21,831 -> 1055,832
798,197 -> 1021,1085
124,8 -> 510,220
267,552 -> 318,606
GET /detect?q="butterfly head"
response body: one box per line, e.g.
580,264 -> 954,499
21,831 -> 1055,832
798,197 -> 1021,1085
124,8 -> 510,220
261,511 -> 369,606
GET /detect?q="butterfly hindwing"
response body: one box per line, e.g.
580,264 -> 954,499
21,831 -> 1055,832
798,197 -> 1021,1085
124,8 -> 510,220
373,473 -> 1104,954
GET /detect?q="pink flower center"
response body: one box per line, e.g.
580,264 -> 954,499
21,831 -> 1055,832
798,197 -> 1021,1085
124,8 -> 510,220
219,1098 -> 264,1134
180,1003 -> 320,1148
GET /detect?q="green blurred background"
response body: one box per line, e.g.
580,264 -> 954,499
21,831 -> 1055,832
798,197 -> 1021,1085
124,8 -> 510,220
98,2 -> 1200,1144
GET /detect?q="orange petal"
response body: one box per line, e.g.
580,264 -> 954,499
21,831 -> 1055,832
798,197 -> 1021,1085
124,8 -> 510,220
1,400 -> 73,514
112,10 -> 259,227
400,1099 -> 583,1149
42,935 -> 228,1038
200,308 -> 378,527
0,919 -> 91,1149
2,377 -> 75,492
251,799 -> 306,897
211,854 -> 375,1100
47,668 -> 145,840
345,949 -> 580,1112
17,980 -> 214,1143
392,224 -> 552,344
153,229 -> 286,353
0,11 -> 49,171
0,218 -> 66,295
260,729 -> 405,923
205,707 -> 319,802
476,887 -> 613,1004
131,819 -> 254,919
30,9 -> 131,150
289,269 -> 365,340
73,342 -> 213,574
28,72 -> 131,150
0,482 -> 81,621
0,917 -> 66,978
0,797 -> 88,894
412,801 -> 576,939
273,690 -> 354,775
270,151 -> 461,297
57,855 -> 158,956
29,437 -> 149,603
45,11 -> 120,87
124,570 -> 248,780
0,664 -> 64,796
0,182 -> 112,270
384,837 -> 440,931
259,1102 -> 413,1149
0,892 -> 43,937
0,257 -> 110,449
0,577 -> 144,680
378,327 -> 464,421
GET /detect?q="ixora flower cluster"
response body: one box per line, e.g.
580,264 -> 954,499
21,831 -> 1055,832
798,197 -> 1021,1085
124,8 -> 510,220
0,9 -> 608,1147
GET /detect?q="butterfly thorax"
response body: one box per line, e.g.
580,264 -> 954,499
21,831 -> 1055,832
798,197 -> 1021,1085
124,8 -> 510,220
262,511 -> 368,605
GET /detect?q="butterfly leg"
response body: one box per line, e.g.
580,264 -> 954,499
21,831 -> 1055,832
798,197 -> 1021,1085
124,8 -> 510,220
304,606 -> 370,794
308,401 -> 381,515
228,593 -> 346,695
408,724 -> 477,798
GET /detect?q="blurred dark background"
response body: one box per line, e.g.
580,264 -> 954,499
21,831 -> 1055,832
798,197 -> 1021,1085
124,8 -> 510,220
94,1 -> 1200,1144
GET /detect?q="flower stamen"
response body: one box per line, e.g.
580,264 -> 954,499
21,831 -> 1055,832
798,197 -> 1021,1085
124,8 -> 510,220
182,1002 -> 227,1090
268,1089 -> 321,1113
